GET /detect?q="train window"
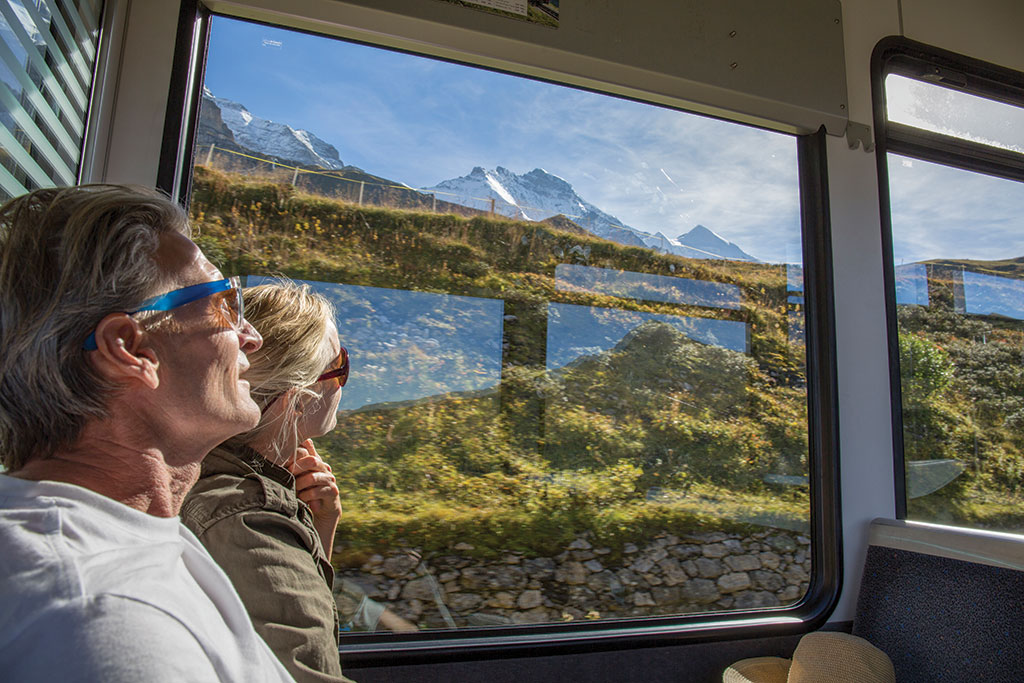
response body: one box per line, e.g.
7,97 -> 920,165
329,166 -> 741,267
178,12 -> 838,650
875,39 -> 1024,535
0,0 -> 103,200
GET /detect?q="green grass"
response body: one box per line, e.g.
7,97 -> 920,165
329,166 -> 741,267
189,166 -> 1024,553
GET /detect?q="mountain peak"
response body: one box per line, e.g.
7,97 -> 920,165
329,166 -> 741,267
676,224 -> 757,262
423,166 -> 758,261
198,92 -> 344,170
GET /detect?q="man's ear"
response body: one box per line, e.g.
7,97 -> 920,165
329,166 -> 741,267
87,313 -> 160,390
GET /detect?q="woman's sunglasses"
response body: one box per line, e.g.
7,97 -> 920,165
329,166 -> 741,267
315,346 -> 349,388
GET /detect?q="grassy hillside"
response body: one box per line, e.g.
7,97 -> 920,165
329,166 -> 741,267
189,166 -> 815,557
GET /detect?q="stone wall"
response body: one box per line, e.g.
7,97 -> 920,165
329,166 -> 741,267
336,529 -> 811,629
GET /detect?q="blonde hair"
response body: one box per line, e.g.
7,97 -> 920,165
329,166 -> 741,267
222,281 -> 337,459
0,185 -> 189,471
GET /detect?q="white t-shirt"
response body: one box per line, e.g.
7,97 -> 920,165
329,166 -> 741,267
0,475 -> 297,682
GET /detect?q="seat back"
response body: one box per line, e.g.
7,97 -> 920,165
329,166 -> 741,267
852,518 -> 1024,682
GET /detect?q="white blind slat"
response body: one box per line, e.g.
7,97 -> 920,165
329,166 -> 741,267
53,0 -> 96,63
38,0 -> 93,84
6,1 -> 88,110
0,0 -> 102,193
0,123 -> 60,188
0,82 -> 76,181
0,157 -> 29,199
0,38 -> 82,157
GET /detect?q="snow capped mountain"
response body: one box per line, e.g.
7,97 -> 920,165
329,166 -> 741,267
423,166 -> 758,261
675,225 -> 756,262
200,89 -> 344,170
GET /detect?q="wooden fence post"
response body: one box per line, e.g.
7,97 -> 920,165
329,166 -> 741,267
358,181 -> 365,205
205,144 -> 215,166
292,167 -> 299,185
489,197 -> 495,217
432,193 -> 437,212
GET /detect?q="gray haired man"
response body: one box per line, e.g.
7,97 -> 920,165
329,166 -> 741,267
0,185 -> 297,682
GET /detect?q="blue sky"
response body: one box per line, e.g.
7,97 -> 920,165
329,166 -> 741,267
204,17 -> 802,263
204,18 -> 1024,266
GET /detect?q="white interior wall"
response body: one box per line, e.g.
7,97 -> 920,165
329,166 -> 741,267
829,0 -> 1024,621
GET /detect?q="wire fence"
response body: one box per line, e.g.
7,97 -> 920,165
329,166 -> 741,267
197,143 -> 590,224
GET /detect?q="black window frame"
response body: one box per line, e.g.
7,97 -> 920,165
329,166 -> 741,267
871,36 -> 1024,521
159,0 -> 843,664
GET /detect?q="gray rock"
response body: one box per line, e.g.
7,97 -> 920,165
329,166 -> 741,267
623,543 -> 639,554
733,590 -> 780,609
717,572 -> 752,593
695,557 -> 725,578
648,547 -> 668,562
568,538 -> 593,550
702,543 -> 729,558
682,578 -> 720,604
381,554 -> 419,578
488,591 -> 516,609
766,535 -> 797,552
778,585 -> 803,602
631,556 -> 655,573
556,561 -> 588,585
448,593 -> 483,611
583,559 -> 604,573
651,586 -> 683,606
517,589 -> 544,609
682,560 -> 699,577
511,607 -> 552,624
616,568 -> 641,587
401,576 -> 441,602
633,591 -> 656,606
750,570 -> 784,591
658,558 -> 688,586
586,570 -> 623,595
523,557 -> 556,579
783,564 -> 809,584
724,554 -> 762,572
759,552 -> 782,570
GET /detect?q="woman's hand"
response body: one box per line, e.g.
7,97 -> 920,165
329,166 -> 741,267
289,439 -> 342,558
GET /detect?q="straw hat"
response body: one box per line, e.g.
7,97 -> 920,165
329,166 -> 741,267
723,632 -> 895,683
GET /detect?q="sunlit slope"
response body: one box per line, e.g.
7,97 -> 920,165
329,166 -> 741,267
188,167 -> 814,556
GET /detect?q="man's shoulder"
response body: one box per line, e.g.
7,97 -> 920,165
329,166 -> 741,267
2,594 -> 227,682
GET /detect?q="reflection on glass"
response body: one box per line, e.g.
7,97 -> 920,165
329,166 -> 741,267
888,141 -> 1024,534
554,264 -> 741,309
962,270 -> 1024,320
249,277 -> 505,410
886,74 -> 1024,154
894,263 -> 929,306
546,302 -> 748,371
194,14 -> 811,632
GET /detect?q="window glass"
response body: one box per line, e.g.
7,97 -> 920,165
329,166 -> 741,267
190,15 -> 813,631
886,73 -> 1024,155
0,0 -> 103,199
888,153 -> 1024,532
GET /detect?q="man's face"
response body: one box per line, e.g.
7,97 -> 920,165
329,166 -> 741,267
146,232 -> 263,451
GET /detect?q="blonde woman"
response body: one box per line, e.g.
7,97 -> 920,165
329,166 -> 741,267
181,281 -> 351,683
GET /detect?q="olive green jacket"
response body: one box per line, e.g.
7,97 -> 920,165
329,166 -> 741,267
180,445 -> 352,683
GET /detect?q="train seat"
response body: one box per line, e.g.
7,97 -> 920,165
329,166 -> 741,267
851,518 -> 1024,682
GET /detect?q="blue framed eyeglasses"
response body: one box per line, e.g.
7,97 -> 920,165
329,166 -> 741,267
83,276 -> 244,350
